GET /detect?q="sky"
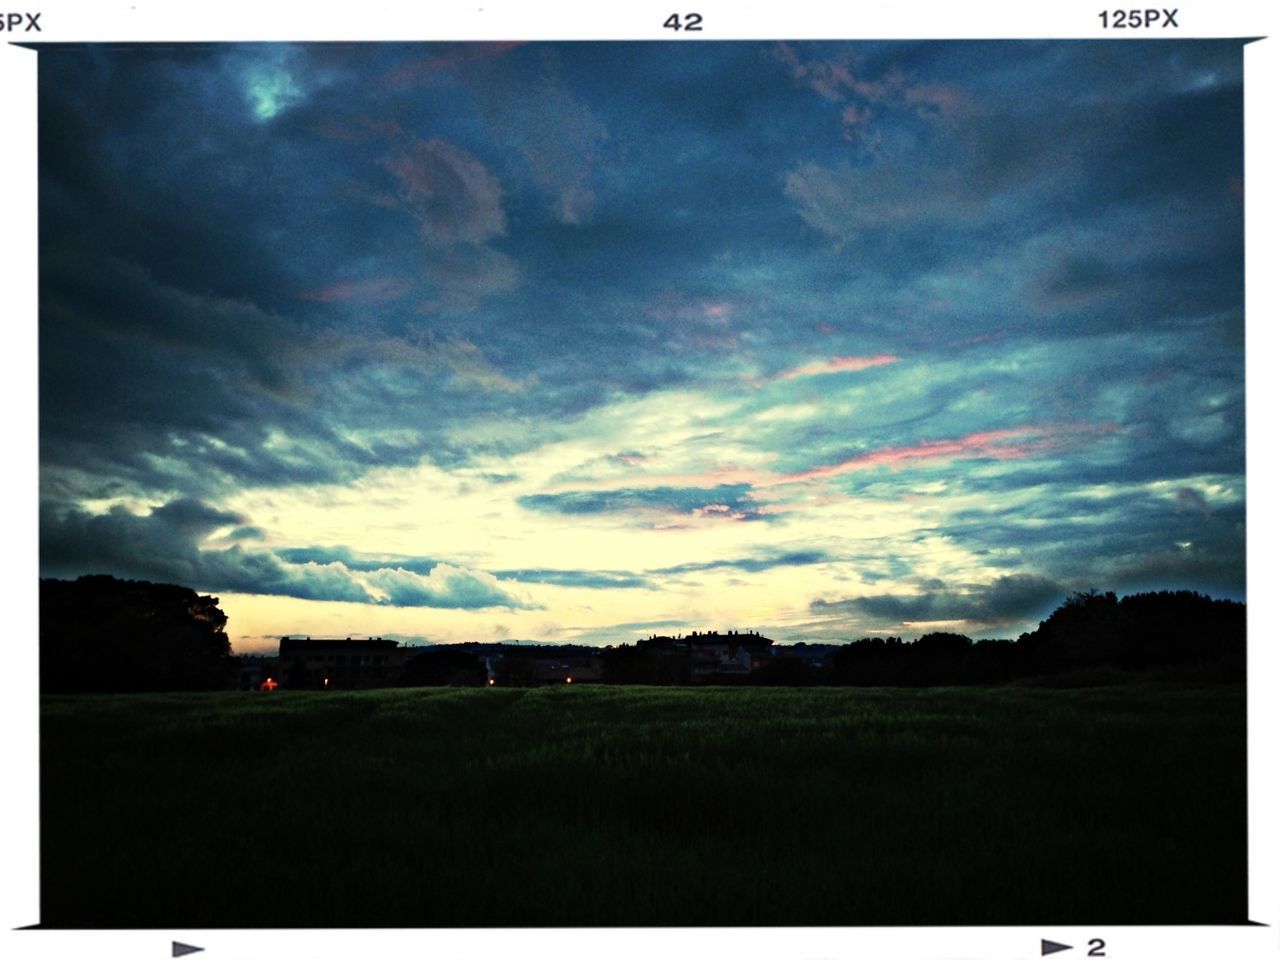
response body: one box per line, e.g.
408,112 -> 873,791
37,40 -> 1246,654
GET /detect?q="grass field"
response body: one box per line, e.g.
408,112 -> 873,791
40,684 -> 1247,927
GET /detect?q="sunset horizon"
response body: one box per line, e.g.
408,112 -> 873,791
39,40 -> 1245,656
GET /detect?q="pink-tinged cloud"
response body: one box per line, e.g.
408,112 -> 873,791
536,422 -> 1120,504
774,43 -> 859,102
647,292 -> 734,325
776,354 -> 900,381
902,83 -> 967,118
773,44 -> 969,146
771,423 -> 1121,486
692,503 -> 748,521
383,138 -> 507,246
300,277 -> 413,303
841,103 -> 873,140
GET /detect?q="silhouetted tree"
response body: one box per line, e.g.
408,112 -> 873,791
40,575 -> 234,692
1018,590 -> 1123,675
914,632 -> 972,657
1116,590 -> 1245,675
830,637 -> 908,685
1013,589 -> 1245,681
962,639 -> 1018,684
903,631 -> 972,685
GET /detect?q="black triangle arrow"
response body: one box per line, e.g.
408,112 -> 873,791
1041,940 -> 1072,956
172,943 -> 204,958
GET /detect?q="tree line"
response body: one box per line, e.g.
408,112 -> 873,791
396,589 -> 1246,687
808,590 -> 1243,687
39,576 -> 1245,692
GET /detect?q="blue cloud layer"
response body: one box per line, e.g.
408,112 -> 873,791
41,499 -> 533,610
38,40 -> 1247,631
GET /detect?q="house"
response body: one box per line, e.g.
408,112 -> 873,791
638,629 -> 774,681
691,642 -> 752,678
276,636 -> 407,689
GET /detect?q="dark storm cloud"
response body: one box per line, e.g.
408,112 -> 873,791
432,44 -> 610,225
38,249 -> 528,500
39,497 -> 369,603
778,42 -> 1241,354
1101,536 -> 1247,600
940,487 -> 1245,599
811,574 -> 1067,629
38,44 -> 540,504
41,41 -> 1245,458
40,499 -> 532,609
38,45 -> 358,310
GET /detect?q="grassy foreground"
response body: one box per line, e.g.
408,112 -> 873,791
41,684 -> 1246,927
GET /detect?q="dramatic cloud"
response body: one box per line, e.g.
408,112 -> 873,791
41,498 -> 368,603
41,500 -> 532,610
772,423 -> 1121,486
36,41 -> 1246,645
811,574 -> 1068,633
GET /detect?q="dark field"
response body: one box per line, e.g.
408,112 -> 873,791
40,684 -> 1247,927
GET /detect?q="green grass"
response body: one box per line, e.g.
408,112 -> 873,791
40,684 -> 1247,927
